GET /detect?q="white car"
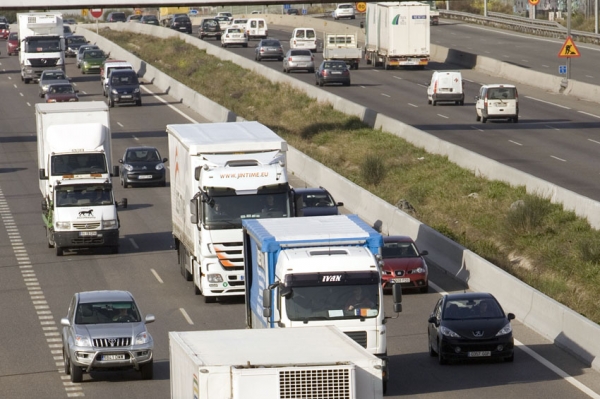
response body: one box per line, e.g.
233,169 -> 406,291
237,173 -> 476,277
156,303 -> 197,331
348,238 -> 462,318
221,27 -> 248,48
475,84 -> 519,123
215,16 -> 231,31
230,18 -> 248,29
332,3 -> 356,20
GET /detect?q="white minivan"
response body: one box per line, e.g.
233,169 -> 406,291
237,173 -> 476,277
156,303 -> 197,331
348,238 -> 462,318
246,18 -> 268,40
332,3 -> 356,20
427,71 -> 464,106
475,84 -> 519,123
290,27 -> 317,52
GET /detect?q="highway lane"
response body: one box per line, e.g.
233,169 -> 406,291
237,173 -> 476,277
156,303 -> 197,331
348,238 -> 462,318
1,41 -> 600,398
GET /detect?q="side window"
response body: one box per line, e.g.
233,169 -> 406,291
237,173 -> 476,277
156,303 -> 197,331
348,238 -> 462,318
258,20 -> 265,29
434,299 -> 442,319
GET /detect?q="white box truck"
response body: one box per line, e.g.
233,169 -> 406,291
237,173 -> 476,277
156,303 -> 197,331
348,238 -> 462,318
323,32 -> 363,70
36,102 -> 125,256
18,12 -> 65,83
242,214 -> 403,394
170,326 -> 384,399
364,2 -> 430,69
167,122 -> 293,303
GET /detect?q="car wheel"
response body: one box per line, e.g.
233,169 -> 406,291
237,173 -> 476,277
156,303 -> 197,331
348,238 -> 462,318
140,360 -> 154,380
476,114 -> 481,122
112,246 -> 119,254
432,100 -> 437,106
428,334 -> 437,357
70,360 -> 83,383
482,117 -> 487,123
63,348 -> 71,374
460,100 -> 464,105
504,353 -> 515,362
438,341 -> 447,365
243,44 -> 248,48
200,35 -> 204,40
39,92 -> 44,98
136,99 -> 142,106
309,68 -> 315,73
344,81 -> 350,86
56,246 -> 63,256
428,99 -> 432,105
108,98 -> 114,108
513,116 -> 519,123
319,79 -> 324,87
278,57 -> 283,61
24,78 -> 30,84
216,35 -> 221,40
420,285 -> 428,293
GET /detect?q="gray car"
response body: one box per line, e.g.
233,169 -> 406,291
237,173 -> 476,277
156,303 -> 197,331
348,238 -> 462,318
255,39 -> 284,62
283,49 -> 315,73
61,290 -> 155,383
76,44 -> 100,68
38,69 -> 70,98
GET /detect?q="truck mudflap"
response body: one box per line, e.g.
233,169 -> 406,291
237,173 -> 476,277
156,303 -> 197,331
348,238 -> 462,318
54,229 -> 119,249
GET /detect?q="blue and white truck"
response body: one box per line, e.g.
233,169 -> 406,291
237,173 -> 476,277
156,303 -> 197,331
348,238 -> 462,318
242,214 -> 402,393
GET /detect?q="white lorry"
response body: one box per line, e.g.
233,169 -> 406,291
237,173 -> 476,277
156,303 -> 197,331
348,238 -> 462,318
242,214 -> 402,394
364,2 -> 430,69
36,102 -> 125,256
323,32 -> 363,70
170,326 -> 384,399
167,122 -> 293,303
18,12 -> 65,83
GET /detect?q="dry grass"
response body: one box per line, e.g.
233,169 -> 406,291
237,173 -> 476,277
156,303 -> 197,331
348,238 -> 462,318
101,29 -> 600,324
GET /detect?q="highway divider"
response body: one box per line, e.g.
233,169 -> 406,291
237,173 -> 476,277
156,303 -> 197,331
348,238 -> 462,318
79,21 -> 600,372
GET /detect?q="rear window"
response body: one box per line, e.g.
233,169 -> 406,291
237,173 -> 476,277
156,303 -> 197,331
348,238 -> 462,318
339,4 -> 353,9
487,87 -> 516,100
291,50 -> 311,56
262,40 -> 280,47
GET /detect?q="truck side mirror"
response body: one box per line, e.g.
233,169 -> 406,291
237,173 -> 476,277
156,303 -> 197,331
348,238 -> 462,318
41,199 -> 48,212
112,165 -> 119,177
194,166 -> 201,181
262,288 -> 272,318
190,198 -> 199,224
39,168 -> 48,180
392,283 -> 402,313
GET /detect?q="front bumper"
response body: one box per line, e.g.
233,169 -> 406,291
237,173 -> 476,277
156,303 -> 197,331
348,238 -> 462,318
432,93 -> 464,102
82,64 -> 102,73
71,347 -> 153,372
54,229 -> 119,249
123,170 -> 165,186
110,91 -> 141,104
381,275 -> 428,290
439,336 -> 514,361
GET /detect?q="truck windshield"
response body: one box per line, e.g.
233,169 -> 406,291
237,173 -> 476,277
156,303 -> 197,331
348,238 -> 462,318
25,37 -> 61,53
285,284 -> 379,321
203,192 -> 290,228
51,154 -> 108,176
55,185 -> 113,207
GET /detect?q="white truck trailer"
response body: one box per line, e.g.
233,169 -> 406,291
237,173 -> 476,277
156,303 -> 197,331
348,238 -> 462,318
323,33 -> 363,70
36,102 -> 124,256
167,122 -> 293,303
242,214 -> 403,394
18,12 -> 65,83
170,326 -> 384,399
364,2 -> 430,69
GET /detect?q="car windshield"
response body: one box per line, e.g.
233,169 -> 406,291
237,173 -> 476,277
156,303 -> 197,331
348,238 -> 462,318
487,87 -> 516,100
228,28 -> 242,33
69,37 -> 87,44
112,73 -> 138,85
382,241 -> 419,259
443,298 -> 504,320
75,301 -> 141,324
9,32 -> 18,40
126,149 -> 160,162
48,84 -> 74,94
55,185 -> 113,207
84,50 -> 104,59
43,72 -> 66,80
301,193 -> 333,208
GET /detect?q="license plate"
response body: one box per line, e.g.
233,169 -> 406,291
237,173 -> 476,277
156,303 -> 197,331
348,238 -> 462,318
138,175 -> 153,179
102,354 -> 125,361
393,278 -> 410,283
468,351 -> 491,357
121,95 -> 132,99
179,27 -> 187,30
79,231 -> 97,237
298,63 -> 307,67
331,71 -> 342,74
90,65 -> 99,68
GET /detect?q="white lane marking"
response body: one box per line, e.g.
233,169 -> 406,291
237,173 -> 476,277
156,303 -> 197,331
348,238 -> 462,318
13,84 -> 17,88
129,238 -> 139,249
393,76 -> 402,80
437,114 -> 449,119
579,111 -> 600,119
588,139 -> 600,145
509,140 -> 523,146
545,125 -> 560,131
19,93 -> 23,97
8,76 -> 11,80
522,59 -> 529,62
408,103 -> 418,107
179,308 -> 194,325
381,93 -> 391,98
82,91 -> 87,95
360,85 -> 366,88
463,78 -> 475,83
525,96 -> 570,109
117,122 -> 124,127
585,75 -> 594,78
542,65 -> 549,68
26,102 -> 31,107
151,269 -> 164,284
551,155 -> 566,162
471,126 -> 484,132
140,85 -> 200,123
132,135 -> 139,141
429,281 -> 600,399
416,83 -> 427,88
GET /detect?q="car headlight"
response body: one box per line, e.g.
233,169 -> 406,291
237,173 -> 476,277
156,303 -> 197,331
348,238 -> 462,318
104,219 -> 117,228
413,267 -> 427,274
135,331 -> 152,345
440,326 -> 461,338
155,163 -> 164,171
47,99 -> 57,103
134,88 -> 140,93
123,164 -> 133,171
496,323 -> 513,336
381,270 -> 392,275
75,334 -> 92,347
56,221 -> 70,229
111,89 -> 118,95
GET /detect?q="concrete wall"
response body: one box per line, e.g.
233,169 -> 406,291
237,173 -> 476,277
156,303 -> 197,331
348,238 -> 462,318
79,18 -> 600,371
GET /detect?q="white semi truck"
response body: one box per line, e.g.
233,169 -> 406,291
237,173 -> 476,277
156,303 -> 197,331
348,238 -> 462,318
364,2 -> 430,69
36,102 -> 124,256
167,122 -> 293,303
170,326 -> 384,399
242,214 -> 402,394
18,12 -> 65,83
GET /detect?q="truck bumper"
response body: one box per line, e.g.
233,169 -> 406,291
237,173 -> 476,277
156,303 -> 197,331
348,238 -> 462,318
22,65 -> 65,81
376,353 -> 389,383
54,229 -> 120,249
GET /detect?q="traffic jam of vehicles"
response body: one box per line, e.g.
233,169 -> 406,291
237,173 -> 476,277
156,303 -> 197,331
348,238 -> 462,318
8,3 -> 596,398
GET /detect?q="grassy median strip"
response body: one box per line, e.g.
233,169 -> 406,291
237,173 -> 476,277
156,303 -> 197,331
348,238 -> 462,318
101,29 -> 600,324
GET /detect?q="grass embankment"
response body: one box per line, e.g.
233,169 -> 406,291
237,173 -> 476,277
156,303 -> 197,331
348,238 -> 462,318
100,29 -> 600,324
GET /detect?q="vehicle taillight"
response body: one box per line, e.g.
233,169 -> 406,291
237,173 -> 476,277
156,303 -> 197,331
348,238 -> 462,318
322,70 -> 328,76
433,80 -> 438,94
265,30 -> 268,36
311,56 -> 314,62
288,57 -> 293,61
293,40 -> 296,46
343,70 -> 349,75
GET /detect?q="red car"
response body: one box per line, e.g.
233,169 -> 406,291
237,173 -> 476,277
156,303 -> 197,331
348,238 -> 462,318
0,23 -> 10,40
381,236 -> 429,293
44,83 -> 79,103
6,31 -> 18,55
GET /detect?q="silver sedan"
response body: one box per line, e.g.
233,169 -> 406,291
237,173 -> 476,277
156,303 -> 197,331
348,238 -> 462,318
38,69 -> 70,98
283,49 -> 315,73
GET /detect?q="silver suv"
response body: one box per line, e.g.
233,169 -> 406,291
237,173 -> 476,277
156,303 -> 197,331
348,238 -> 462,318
61,290 -> 155,382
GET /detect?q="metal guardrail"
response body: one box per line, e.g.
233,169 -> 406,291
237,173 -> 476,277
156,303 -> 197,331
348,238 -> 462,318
440,9 -> 600,45
487,11 -> 563,28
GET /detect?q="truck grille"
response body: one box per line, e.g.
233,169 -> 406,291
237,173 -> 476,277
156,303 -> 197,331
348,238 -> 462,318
30,58 -> 60,67
344,331 -> 367,348
279,367 -> 352,399
214,242 -> 244,270
93,337 -> 131,347
73,222 -> 101,229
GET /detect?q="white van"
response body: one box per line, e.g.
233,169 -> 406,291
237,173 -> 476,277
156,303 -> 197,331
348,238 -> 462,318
246,18 -> 268,40
332,3 -> 356,20
475,84 -> 519,123
101,61 -> 134,97
290,27 -> 317,51
427,71 -> 464,106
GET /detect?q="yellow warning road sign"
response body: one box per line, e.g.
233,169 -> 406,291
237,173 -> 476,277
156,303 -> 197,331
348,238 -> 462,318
356,2 -> 367,13
558,37 -> 581,58
528,0 -> 540,5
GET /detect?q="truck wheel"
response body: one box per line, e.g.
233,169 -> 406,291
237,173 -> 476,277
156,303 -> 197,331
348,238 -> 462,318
70,361 -> 83,383
194,283 -> 201,295
24,78 -> 31,84
112,246 -> 119,254
383,381 -> 387,394
432,100 -> 436,106
63,348 -> 71,375
482,117 -> 487,123
47,227 -> 55,248
140,361 -> 154,380
56,246 -> 64,256
108,98 -> 114,108
476,114 -> 481,122
204,295 -> 216,304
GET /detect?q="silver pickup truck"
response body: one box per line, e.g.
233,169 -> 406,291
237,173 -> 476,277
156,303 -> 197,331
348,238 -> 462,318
322,33 -> 363,70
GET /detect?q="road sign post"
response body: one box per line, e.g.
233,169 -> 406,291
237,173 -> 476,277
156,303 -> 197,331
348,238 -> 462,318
89,9 -> 102,34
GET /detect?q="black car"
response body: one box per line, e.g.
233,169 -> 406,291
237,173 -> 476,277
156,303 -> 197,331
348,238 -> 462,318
286,8 -> 300,15
254,39 -> 284,61
199,18 -> 221,40
315,60 -> 351,87
119,147 -> 168,188
106,12 -> 126,23
140,15 -> 159,26
293,187 -> 343,217
427,292 -> 515,365
171,16 -> 192,33
65,35 -> 88,58
106,69 -> 142,107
